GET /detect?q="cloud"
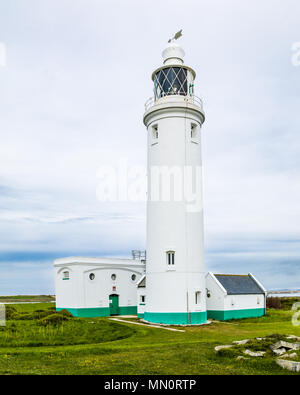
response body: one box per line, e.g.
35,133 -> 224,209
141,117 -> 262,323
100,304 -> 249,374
0,0 -> 300,293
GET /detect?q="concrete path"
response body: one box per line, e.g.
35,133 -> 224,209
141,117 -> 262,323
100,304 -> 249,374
108,317 -> 185,332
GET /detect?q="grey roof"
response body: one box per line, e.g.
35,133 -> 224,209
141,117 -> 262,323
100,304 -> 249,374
137,276 -> 146,288
214,274 -> 264,295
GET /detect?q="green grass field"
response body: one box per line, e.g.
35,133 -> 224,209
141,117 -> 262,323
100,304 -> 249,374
1,301 -> 300,375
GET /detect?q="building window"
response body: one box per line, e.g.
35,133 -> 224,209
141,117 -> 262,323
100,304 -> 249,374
111,274 -> 116,281
89,273 -> 95,281
154,67 -> 188,99
191,123 -> 198,139
152,124 -> 158,140
195,291 -> 201,305
131,274 -> 136,281
257,296 -> 261,305
62,271 -> 69,280
140,295 -> 146,303
166,251 -> 175,266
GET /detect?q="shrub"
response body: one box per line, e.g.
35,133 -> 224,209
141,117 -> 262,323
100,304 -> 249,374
57,309 -> 73,318
266,297 -> 282,309
38,313 -> 69,326
5,306 -> 18,320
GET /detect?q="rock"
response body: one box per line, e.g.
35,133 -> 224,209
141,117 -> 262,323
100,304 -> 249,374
287,335 -> 300,341
214,345 -> 233,352
276,358 -> 300,372
233,339 -> 250,345
256,337 -> 267,341
243,349 -> 265,357
272,348 -> 287,355
281,352 -> 297,359
237,356 -> 249,360
271,341 -> 300,351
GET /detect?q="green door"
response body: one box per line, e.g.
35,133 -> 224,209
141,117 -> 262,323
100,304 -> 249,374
109,294 -> 119,315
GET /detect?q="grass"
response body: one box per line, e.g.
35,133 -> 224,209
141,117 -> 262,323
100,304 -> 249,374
0,301 -> 300,375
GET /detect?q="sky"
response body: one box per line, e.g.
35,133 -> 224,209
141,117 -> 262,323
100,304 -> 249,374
0,0 -> 300,294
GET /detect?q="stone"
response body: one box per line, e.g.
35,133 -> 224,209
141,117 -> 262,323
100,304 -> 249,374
237,356 -> 249,360
271,341 -> 300,351
256,337 -> 267,341
233,339 -> 250,345
281,352 -> 297,359
276,358 -> 300,372
243,349 -> 265,357
272,348 -> 287,355
286,335 -> 300,341
214,345 -> 233,352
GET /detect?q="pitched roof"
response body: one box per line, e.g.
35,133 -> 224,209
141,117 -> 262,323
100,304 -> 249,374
137,275 -> 146,288
214,274 -> 265,295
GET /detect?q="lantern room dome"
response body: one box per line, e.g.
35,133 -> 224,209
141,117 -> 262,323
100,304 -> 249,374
162,42 -> 185,65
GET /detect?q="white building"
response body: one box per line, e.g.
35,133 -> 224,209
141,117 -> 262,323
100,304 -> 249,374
206,273 -> 267,321
142,39 -> 207,325
54,36 -> 267,324
54,256 -> 145,317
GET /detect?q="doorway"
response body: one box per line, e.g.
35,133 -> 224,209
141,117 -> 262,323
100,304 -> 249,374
109,294 -> 119,315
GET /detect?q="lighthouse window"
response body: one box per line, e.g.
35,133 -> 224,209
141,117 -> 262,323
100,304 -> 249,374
191,123 -> 198,139
154,67 -> 188,100
166,251 -> 175,266
152,124 -> 158,140
111,274 -> 116,281
195,291 -> 201,305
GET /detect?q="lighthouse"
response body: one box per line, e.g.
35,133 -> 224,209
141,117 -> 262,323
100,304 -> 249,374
143,35 -> 207,325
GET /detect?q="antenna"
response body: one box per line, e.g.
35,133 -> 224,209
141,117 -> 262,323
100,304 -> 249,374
168,29 -> 183,43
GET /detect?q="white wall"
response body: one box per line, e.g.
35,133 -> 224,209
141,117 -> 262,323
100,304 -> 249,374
205,272 -> 225,311
144,99 -> 206,316
137,287 -> 146,316
224,293 -> 265,311
54,257 -> 145,309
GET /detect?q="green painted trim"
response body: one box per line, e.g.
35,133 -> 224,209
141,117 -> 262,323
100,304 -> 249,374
137,313 -> 144,319
139,303 -> 146,306
57,307 -> 109,318
56,306 -> 137,318
144,311 -> 207,325
62,278 -> 69,281
118,306 -> 137,315
207,308 -> 266,321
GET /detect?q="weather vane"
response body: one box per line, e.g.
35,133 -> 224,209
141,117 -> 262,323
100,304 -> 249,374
168,29 -> 183,43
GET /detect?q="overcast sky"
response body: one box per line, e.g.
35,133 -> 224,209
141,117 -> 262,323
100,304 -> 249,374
0,0 -> 300,294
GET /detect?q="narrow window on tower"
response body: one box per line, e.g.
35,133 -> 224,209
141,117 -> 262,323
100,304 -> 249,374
195,291 -> 201,305
191,123 -> 198,140
152,124 -> 159,142
166,251 -> 175,266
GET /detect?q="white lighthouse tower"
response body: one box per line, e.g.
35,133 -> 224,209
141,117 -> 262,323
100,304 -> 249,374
143,34 -> 207,325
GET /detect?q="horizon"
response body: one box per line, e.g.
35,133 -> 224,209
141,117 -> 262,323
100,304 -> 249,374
1,0 -> 300,294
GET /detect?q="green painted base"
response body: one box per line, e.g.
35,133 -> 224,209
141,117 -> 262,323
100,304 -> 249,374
207,308 -> 266,321
119,306 -> 137,315
144,311 -> 207,325
57,306 -> 137,318
137,313 -> 144,319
